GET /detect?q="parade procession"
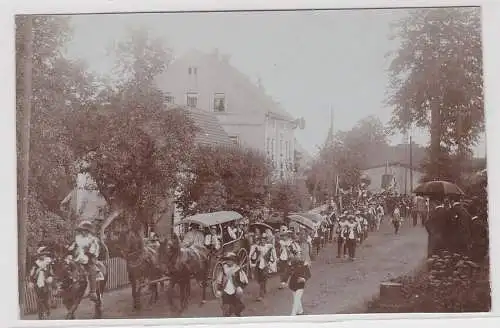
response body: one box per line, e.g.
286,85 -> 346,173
23,171 -> 489,319
17,6 -> 489,321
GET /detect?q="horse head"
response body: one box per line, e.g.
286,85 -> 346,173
159,234 -> 181,270
117,228 -> 144,258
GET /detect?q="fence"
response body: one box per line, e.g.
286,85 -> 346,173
22,257 -> 129,315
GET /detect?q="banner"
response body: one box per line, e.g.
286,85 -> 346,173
381,174 -> 393,189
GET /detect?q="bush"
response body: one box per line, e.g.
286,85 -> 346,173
367,250 -> 491,313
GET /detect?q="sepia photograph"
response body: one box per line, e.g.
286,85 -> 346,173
16,5 -> 490,321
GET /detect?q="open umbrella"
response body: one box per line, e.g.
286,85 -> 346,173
413,180 -> 465,196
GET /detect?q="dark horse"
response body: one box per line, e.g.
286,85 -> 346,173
158,232 -> 210,314
51,241 -> 109,319
118,226 -> 164,311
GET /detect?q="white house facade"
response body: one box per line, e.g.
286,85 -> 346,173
155,49 -> 304,181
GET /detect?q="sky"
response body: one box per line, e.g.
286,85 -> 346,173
64,9 -> 486,158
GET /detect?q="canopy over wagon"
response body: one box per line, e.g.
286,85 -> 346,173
176,211 -> 249,297
288,214 -> 316,232
181,211 -> 244,227
291,212 -> 325,228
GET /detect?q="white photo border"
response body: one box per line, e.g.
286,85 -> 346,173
1,0 -> 499,327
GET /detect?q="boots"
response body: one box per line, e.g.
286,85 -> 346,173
87,260 -> 98,302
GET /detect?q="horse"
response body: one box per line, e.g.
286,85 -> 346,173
51,241 -> 109,319
158,232 -> 210,314
117,227 -> 164,311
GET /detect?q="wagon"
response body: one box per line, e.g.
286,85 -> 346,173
175,211 -> 249,297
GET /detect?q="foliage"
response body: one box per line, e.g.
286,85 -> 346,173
74,106 -> 198,226
176,145 -> 271,217
419,146 -> 459,183
269,181 -> 309,216
67,26 -> 198,227
307,116 -> 388,200
386,8 -> 483,178
367,251 -> 490,313
16,16 -> 101,265
16,16 -> 98,212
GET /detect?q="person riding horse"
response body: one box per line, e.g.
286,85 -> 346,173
67,220 -> 100,302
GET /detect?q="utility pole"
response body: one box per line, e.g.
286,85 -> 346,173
409,134 -> 413,194
404,132 -> 408,195
19,15 -> 33,315
329,107 -> 334,206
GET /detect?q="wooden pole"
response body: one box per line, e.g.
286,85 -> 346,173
409,135 -> 413,194
19,15 -> 33,315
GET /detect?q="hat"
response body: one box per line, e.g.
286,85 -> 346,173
76,220 -> 94,233
222,252 -> 238,263
36,246 -> 51,257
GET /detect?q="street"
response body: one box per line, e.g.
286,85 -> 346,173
23,220 -> 427,320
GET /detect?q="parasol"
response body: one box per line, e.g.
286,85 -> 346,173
413,180 -> 465,196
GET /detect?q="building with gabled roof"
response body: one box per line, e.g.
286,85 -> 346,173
155,49 -> 305,181
165,104 -> 234,147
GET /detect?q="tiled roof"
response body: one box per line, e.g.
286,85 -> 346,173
167,104 -> 234,147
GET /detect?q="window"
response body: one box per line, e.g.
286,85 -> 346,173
214,93 -> 226,112
188,66 -> 198,75
164,93 -> 174,104
285,141 -> 289,160
229,136 -> 239,144
266,138 -> 270,156
186,92 -> 198,108
280,139 -> 283,157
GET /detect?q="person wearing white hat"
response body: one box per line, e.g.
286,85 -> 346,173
214,252 -> 249,316
28,246 -> 54,289
278,228 -> 294,288
67,220 -> 100,301
28,245 -> 55,319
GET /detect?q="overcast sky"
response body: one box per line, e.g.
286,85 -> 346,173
64,9 -> 486,158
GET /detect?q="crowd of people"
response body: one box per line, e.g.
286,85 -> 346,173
207,190 -> 420,317
28,180 -> 487,318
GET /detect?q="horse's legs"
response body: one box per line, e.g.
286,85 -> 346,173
130,279 -> 141,310
93,281 -> 105,319
200,277 -> 207,305
167,280 -> 178,313
148,281 -> 159,305
179,280 -> 189,312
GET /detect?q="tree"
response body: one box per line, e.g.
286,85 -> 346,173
176,145 -> 271,217
69,26 -> 196,229
16,16 -> 94,212
16,15 -> 103,259
269,180 -> 311,216
386,8 -> 483,179
307,115 -> 388,200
